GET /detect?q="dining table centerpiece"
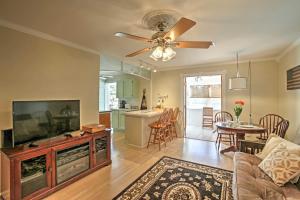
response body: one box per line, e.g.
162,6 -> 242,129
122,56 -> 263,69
234,100 -> 245,124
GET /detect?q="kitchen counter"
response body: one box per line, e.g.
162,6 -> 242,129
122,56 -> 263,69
111,108 -> 139,112
124,110 -> 162,118
124,110 -> 162,148
99,110 -> 112,113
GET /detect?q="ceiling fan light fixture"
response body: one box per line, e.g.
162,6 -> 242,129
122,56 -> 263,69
150,46 -> 163,59
162,47 -> 176,62
164,47 -> 176,57
150,54 -> 158,61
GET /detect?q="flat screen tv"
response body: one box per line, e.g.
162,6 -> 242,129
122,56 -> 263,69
13,100 -> 80,146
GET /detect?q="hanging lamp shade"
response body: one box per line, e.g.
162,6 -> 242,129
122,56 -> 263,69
229,77 -> 247,90
229,52 -> 247,90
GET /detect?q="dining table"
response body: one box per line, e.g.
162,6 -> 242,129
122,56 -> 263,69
215,122 -> 267,154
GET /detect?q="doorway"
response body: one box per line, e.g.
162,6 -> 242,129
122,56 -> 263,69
184,75 -> 222,141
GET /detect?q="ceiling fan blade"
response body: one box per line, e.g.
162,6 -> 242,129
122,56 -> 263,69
175,41 -> 213,48
163,18 -> 196,41
114,32 -> 152,42
125,47 -> 152,57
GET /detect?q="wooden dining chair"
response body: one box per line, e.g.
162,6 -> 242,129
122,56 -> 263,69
147,109 -> 169,150
258,114 -> 284,140
274,119 -> 289,138
240,119 -> 289,154
215,111 -> 234,149
202,107 -> 214,129
240,119 -> 290,154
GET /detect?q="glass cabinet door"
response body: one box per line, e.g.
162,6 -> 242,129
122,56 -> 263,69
55,142 -> 90,184
19,152 -> 51,199
94,136 -> 108,165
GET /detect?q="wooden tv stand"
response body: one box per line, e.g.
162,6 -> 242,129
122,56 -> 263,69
1,129 -> 111,200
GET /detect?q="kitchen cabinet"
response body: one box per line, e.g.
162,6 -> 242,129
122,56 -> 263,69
118,110 -> 126,130
116,80 -> 124,98
116,79 -> 138,98
112,109 -> 139,130
112,110 -> 119,129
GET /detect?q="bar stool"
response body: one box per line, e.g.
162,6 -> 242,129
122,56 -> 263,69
170,107 -> 179,138
164,109 -> 173,142
147,110 -> 168,150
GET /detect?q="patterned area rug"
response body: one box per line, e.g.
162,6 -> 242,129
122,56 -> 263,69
114,156 -> 233,200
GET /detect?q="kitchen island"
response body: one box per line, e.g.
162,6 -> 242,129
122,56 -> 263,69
124,110 -> 162,148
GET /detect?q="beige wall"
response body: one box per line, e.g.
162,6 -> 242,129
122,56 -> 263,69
278,44 -> 300,143
0,26 -> 100,131
152,60 -> 279,124
0,26 -> 100,193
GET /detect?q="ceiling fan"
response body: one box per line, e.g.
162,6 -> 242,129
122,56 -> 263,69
114,17 -> 213,62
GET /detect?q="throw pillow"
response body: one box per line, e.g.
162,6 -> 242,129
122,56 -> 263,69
256,134 -> 300,159
259,143 -> 300,186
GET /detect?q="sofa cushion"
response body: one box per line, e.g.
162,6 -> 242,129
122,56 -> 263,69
259,143 -> 300,186
234,152 -> 285,200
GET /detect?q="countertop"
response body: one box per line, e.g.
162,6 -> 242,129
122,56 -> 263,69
99,110 -> 112,113
124,110 -> 162,118
111,108 -> 139,112
99,108 -> 138,113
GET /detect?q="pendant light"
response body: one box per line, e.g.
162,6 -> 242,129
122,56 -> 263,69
229,53 -> 247,90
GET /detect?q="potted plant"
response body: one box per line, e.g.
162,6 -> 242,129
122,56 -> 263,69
234,100 -> 245,124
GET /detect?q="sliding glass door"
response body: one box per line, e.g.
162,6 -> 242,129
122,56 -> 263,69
184,75 -> 222,141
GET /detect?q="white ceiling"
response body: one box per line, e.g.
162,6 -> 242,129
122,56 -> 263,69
0,0 -> 300,69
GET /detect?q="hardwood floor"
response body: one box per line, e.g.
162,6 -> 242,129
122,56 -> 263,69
45,132 -> 234,200
185,125 -> 217,141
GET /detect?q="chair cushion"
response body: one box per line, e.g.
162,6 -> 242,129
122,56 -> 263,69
259,143 -> 300,186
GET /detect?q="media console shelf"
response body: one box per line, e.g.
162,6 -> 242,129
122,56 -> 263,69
1,129 -> 111,200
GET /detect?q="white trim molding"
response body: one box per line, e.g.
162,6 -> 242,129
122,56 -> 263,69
158,57 -> 277,71
0,19 -> 100,55
276,37 -> 300,62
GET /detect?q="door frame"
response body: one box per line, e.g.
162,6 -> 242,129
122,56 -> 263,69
180,71 -> 226,137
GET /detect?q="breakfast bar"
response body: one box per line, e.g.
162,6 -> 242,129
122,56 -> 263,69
124,110 -> 162,148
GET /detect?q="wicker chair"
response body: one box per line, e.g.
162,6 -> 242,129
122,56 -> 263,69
215,111 -> 234,149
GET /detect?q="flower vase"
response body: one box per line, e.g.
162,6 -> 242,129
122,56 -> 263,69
235,116 -> 240,125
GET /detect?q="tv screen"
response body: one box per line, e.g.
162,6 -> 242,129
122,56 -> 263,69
13,100 -> 80,146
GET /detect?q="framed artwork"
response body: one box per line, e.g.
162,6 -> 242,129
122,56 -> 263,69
287,65 -> 300,90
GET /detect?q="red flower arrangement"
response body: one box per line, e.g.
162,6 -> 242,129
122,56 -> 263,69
235,100 -> 245,106
234,100 -> 245,122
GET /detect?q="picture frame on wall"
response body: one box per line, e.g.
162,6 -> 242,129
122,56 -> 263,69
287,65 -> 300,90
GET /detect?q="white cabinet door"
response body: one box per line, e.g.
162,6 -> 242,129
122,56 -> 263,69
123,79 -> 133,98
118,110 -> 126,130
112,110 -> 119,129
116,80 -> 124,98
